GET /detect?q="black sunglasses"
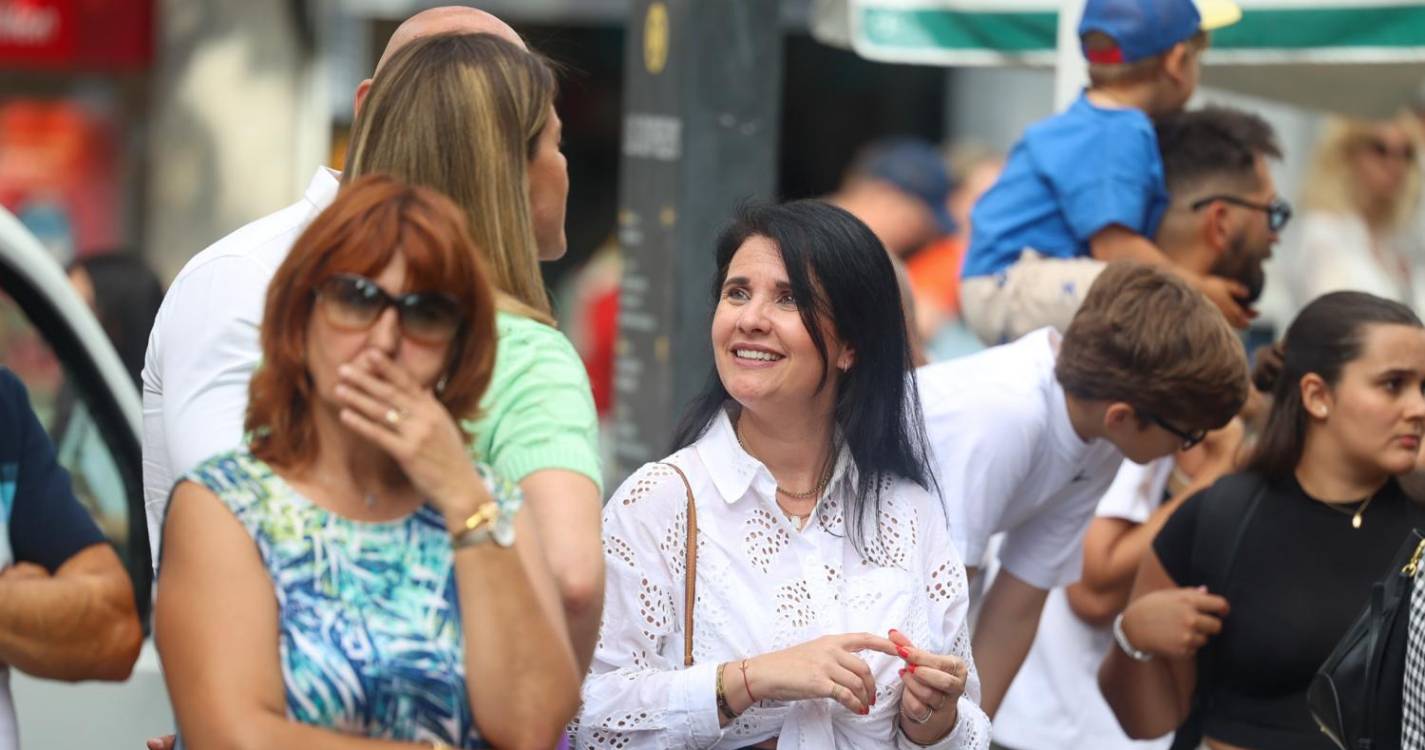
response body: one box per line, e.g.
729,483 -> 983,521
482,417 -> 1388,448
1190,194 -> 1293,233
314,274 -> 464,345
1148,413 -> 1208,451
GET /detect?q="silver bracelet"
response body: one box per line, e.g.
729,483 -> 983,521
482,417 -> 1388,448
1112,613 -> 1153,662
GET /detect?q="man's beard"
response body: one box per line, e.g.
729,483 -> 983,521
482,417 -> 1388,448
1210,232 -> 1267,305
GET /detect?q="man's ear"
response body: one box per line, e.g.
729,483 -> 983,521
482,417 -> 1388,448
1204,201 -> 1233,255
352,78 -> 374,118
1103,402 -> 1137,430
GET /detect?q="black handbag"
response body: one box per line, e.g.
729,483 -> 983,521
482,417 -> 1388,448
1309,528 -> 1425,750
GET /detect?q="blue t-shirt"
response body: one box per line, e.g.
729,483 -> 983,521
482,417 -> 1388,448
0,368 -> 105,572
961,94 -> 1170,278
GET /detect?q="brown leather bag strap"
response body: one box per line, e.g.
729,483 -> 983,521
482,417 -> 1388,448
660,461 -> 698,667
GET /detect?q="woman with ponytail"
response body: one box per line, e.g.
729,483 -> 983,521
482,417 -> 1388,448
1100,291 -> 1425,750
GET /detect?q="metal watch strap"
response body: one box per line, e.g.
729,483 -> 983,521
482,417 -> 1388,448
451,502 -> 505,549
452,522 -> 494,549
1113,613 -> 1154,662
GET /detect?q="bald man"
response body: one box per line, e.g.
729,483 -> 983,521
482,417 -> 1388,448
354,6 -> 525,113
143,0 -> 609,688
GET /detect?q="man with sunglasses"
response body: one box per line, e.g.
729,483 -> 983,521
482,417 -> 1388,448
992,105 -> 1286,750
1155,106 -> 1288,312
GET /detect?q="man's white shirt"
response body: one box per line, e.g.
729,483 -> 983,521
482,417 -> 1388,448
917,327 -> 1123,590
993,458 -> 1175,750
141,168 -> 340,567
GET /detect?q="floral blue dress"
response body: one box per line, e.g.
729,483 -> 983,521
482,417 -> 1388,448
183,449 -> 521,747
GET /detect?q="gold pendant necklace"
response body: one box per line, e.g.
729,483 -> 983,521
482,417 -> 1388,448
1323,493 -> 1376,529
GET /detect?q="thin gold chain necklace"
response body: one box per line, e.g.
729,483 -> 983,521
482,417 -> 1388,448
734,419 -> 833,509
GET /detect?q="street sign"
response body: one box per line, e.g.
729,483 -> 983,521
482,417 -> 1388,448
613,0 -> 783,480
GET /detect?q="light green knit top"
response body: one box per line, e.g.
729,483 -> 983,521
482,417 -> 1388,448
463,311 -> 602,494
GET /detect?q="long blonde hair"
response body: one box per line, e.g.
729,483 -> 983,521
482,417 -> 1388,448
1301,114 -> 1422,235
345,33 -> 557,324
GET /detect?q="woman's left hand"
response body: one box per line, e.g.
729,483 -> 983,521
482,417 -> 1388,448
335,349 -> 487,519
890,629 -> 963,743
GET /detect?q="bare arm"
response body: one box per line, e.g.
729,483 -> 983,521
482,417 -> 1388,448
156,483 -> 432,750
1066,517 -> 1145,627
448,500 -> 582,749
0,544 -> 140,681
1098,551 -> 1224,740
1066,478 -> 1213,626
1089,226 -> 1252,328
1088,225 -> 1175,265
335,352 -> 581,748
520,468 -> 604,674
970,568 -> 1048,718
1069,421 -> 1245,626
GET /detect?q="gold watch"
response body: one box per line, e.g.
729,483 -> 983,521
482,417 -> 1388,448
451,502 -> 515,549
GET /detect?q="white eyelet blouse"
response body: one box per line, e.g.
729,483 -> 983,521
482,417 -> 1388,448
571,408 -> 990,749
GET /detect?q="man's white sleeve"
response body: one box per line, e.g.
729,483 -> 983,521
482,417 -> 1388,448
143,256 -> 269,565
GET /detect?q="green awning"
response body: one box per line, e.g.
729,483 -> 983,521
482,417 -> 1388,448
811,0 -> 1425,115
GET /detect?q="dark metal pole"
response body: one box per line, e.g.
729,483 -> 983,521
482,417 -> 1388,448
612,0 -> 784,481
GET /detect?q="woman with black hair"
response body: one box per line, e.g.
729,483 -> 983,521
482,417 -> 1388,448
574,201 -> 989,749
68,253 -> 164,387
1101,291 -> 1425,750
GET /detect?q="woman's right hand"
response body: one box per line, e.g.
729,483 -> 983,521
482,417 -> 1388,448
739,633 -> 899,715
1120,586 -> 1230,659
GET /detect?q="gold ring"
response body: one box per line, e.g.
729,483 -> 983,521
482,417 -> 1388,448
385,408 -> 402,426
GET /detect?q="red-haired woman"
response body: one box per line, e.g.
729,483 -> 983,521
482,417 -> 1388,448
154,174 -> 579,750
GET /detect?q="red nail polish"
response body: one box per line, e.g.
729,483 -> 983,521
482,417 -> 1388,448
898,668 -> 906,677
908,664 -> 917,674
897,646 -> 910,659
861,707 -> 869,715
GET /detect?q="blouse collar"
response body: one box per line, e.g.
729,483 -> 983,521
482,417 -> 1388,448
693,404 -> 855,506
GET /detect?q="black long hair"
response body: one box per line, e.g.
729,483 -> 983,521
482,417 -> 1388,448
670,200 -> 934,554
68,253 -> 165,387
1248,291 -> 1422,478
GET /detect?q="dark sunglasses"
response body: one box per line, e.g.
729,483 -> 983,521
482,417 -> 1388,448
1190,194 -> 1293,233
1365,138 -> 1416,163
313,274 -> 464,345
1148,413 -> 1207,451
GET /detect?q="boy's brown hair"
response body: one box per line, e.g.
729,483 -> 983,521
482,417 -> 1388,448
1055,261 -> 1248,431
1084,30 -> 1207,87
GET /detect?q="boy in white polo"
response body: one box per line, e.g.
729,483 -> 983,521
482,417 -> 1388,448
917,261 -> 1248,718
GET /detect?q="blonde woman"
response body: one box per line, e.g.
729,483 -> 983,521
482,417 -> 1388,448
344,32 -> 604,670
1290,114 -> 1424,311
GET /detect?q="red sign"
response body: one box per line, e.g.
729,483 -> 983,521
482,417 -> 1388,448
0,0 -> 152,71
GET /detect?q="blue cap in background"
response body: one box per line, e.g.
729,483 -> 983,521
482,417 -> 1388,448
856,138 -> 957,235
